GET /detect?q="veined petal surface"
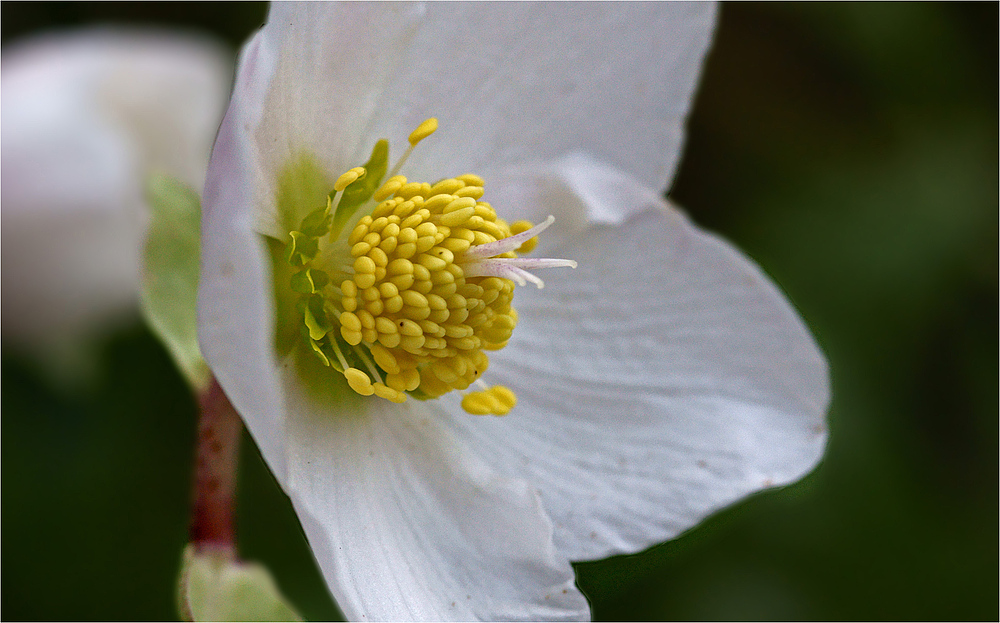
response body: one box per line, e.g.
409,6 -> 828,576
236,2 -> 715,237
284,372 -> 589,621
443,157 -> 829,561
367,2 -> 717,192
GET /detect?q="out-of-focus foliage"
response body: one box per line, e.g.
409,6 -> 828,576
2,3 -> 996,621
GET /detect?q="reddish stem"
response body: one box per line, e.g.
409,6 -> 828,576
189,377 -> 242,549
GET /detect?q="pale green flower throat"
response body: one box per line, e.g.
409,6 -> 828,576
279,119 -> 575,416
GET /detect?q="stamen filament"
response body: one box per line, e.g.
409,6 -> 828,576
461,215 -> 556,260
353,346 -> 384,383
330,339 -> 351,371
462,257 -> 577,288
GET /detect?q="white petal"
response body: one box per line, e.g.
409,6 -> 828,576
488,152 -> 670,256
1,29 -> 230,343
239,2 -> 427,237
367,3 -> 718,192
199,31 -> 289,480
240,3 -> 715,226
441,160 -> 829,562
282,369 -> 589,621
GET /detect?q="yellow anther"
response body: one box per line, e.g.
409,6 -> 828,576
369,247 -> 389,267
354,273 -> 376,289
386,368 -> 420,392
455,173 -> 485,187
461,391 -> 494,416
341,328 -> 363,345
454,186 -> 485,199
379,282 -> 399,298
440,207 -> 476,227
350,242 -> 371,257
423,194 -> 455,212
344,368 -> 375,396
334,166 -> 366,192
387,258 -> 414,275
404,303 -> 431,320
426,293 -> 448,310
415,236 -> 437,254
400,334 -> 426,352
417,253 -> 447,272
339,311 -> 362,332
510,220 -> 539,253
357,309 -> 376,329
370,344 -> 401,375
392,182 -> 423,200
408,117 -> 438,146
389,274 -> 414,291
384,295 -> 404,314
373,175 -> 407,202
490,385 -> 517,409
397,318 -> 423,337
354,256 -> 376,274
375,317 -> 398,335
401,290 -> 429,308
373,382 -> 407,403
442,197 -> 475,214
379,332 -> 401,348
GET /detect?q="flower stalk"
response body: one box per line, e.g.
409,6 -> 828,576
189,377 -> 242,550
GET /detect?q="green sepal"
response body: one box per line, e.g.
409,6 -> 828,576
140,174 -> 210,391
331,139 -> 389,238
309,338 -> 332,367
286,231 -> 319,266
290,268 -> 330,294
303,294 -> 331,340
177,544 -> 302,622
298,200 -> 333,237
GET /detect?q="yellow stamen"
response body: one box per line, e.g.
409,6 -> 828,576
344,367 -> 375,396
283,119 -> 575,413
408,117 -> 438,146
334,166 -> 366,192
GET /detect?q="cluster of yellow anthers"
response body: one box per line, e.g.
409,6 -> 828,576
285,118 -> 575,416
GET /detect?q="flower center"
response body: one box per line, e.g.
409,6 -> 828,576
281,119 -> 574,415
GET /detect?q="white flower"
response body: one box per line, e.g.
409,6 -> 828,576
1,29 -> 230,351
198,3 -> 829,621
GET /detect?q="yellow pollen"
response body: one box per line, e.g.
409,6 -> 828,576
282,119 -> 575,416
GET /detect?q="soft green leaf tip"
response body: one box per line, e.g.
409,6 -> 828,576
141,174 -> 210,391
177,544 -> 303,622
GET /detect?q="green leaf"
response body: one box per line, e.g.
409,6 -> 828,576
140,175 -> 209,391
177,545 -> 303,622
331,139 -> 389,238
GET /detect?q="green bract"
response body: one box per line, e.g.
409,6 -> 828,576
141,175 -> 210,390
177,545 -> 302,622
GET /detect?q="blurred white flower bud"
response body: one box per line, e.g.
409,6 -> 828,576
1,28 -> 231,374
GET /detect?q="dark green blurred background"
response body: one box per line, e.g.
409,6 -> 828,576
3,3 -> 996,621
